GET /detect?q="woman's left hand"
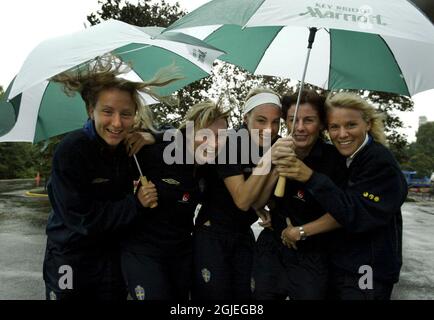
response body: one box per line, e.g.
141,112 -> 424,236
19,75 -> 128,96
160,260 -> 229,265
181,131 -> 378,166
271,137 -> 295,162
125,131 -> 155,156
256,208 -> 272,229
273,155 -> 313,183
281,226 -> 301,250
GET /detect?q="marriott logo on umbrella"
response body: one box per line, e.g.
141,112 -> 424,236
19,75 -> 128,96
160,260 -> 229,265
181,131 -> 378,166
300,4 -> 387,26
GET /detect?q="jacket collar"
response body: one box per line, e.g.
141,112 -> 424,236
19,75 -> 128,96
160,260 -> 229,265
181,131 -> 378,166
346,134 -> 373,167
82,119 -> 125,156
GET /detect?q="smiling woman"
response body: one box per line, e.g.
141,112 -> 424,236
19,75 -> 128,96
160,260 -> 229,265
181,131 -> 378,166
42,57 -> 183,300
271,92 -> 408,300
90,88 -> 136,148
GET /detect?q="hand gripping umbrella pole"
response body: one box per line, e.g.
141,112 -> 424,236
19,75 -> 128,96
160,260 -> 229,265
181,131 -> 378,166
133,154 -> 158,208
274,27 -> 318,197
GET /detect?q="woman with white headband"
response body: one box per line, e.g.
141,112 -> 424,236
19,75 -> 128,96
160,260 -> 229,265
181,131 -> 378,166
252,89 -> 348,300
191,87 -> 282,300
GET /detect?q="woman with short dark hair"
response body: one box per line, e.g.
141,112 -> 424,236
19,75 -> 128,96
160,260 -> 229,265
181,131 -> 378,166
274,92 -> 407,299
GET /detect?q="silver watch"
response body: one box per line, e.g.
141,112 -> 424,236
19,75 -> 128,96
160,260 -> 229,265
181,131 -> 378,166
298,226 -> 307,240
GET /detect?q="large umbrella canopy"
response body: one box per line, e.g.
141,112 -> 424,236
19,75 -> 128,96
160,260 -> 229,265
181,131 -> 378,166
9,19 -> 223,99
0,71 -> 158,143
166,0 -> 434,97
0,20 -> 224,143
0,83 -> 16,138
166,0 -> 434,197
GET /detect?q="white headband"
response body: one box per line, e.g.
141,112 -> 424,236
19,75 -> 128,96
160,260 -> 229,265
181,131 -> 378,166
244,92 -> 282,114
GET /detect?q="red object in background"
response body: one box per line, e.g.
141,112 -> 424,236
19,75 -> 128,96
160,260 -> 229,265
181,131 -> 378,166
35,172 -> 41,187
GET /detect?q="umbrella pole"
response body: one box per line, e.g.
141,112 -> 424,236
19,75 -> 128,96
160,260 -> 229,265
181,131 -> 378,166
133,154 -> 157,208
275,27 -> 318,197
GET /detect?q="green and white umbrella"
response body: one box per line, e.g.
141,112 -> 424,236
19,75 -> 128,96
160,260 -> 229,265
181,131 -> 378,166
0,71 -> 158,143
0,19 -> 224,143
166,0 -> 434,196
167,0 -> 434,97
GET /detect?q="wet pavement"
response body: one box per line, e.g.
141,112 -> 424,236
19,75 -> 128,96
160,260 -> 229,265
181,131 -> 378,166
0,179 -> 433,300
0,179 -> 50,300
391,201 -> 434,299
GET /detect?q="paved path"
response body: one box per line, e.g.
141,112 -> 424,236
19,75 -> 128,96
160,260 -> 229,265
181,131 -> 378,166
1,180 -> 433,299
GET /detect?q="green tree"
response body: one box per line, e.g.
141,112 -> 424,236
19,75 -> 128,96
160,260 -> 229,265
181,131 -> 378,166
0,143 -> 36,179
400,122 -> 434,177
411,153 -> 432,178
88,0 -> 186,27
364,90 -> 413,156
0,84 -> 37,179
415,122 -> 434,157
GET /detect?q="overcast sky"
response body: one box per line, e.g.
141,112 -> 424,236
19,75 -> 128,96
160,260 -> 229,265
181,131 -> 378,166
1,0 -> 432,142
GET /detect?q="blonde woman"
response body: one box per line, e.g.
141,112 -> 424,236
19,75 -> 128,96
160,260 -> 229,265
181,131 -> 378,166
121,101 -> 230,300
192,88 -> 281,300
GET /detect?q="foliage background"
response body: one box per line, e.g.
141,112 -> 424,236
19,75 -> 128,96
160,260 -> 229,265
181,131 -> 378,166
0,0 -> 432,181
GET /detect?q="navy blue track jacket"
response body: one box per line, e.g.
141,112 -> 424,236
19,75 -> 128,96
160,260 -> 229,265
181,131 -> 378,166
271,139 -> 347,251
196,127 -> 266,231
306,138 -> 407,283
46,120 -> 139,252
123,134 -> 204,256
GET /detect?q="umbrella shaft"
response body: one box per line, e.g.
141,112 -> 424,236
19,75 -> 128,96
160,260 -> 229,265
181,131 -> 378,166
133,154 -> 144,177
290,27 -> 317,135
290,47 -> 313,136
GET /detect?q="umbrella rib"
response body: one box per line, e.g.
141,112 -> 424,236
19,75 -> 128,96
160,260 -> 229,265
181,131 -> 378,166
116,44 -> 153,55
328,29 -> 333,90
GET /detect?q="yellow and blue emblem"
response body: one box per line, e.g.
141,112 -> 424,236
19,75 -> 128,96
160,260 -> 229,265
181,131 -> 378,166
135,285 -> 145,300
201,268 -> 211,283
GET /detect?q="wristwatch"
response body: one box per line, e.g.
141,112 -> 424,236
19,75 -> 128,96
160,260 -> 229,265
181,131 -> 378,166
298,226 -> 307,240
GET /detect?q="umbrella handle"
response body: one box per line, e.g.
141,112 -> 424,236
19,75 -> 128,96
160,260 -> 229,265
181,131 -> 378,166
139,176 -> 158,208
274,176 -> 286,197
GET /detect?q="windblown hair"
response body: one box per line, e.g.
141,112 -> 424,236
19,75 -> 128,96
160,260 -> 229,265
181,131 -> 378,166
325,92 -> 387,146
134,104 -> 158,134
179,101 -> 231,131
51,54 -> 184,133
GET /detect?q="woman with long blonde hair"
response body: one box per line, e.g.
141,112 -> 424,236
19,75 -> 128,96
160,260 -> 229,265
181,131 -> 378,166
191,87 -> 282,300
121,101 -> 230,300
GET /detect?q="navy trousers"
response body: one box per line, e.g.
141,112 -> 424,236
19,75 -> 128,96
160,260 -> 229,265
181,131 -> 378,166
43,242 -> 126,300
252,228 -> 329,300
191,223 -> 255,300
327,266 -> 394,300
121,249 -> 192,300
